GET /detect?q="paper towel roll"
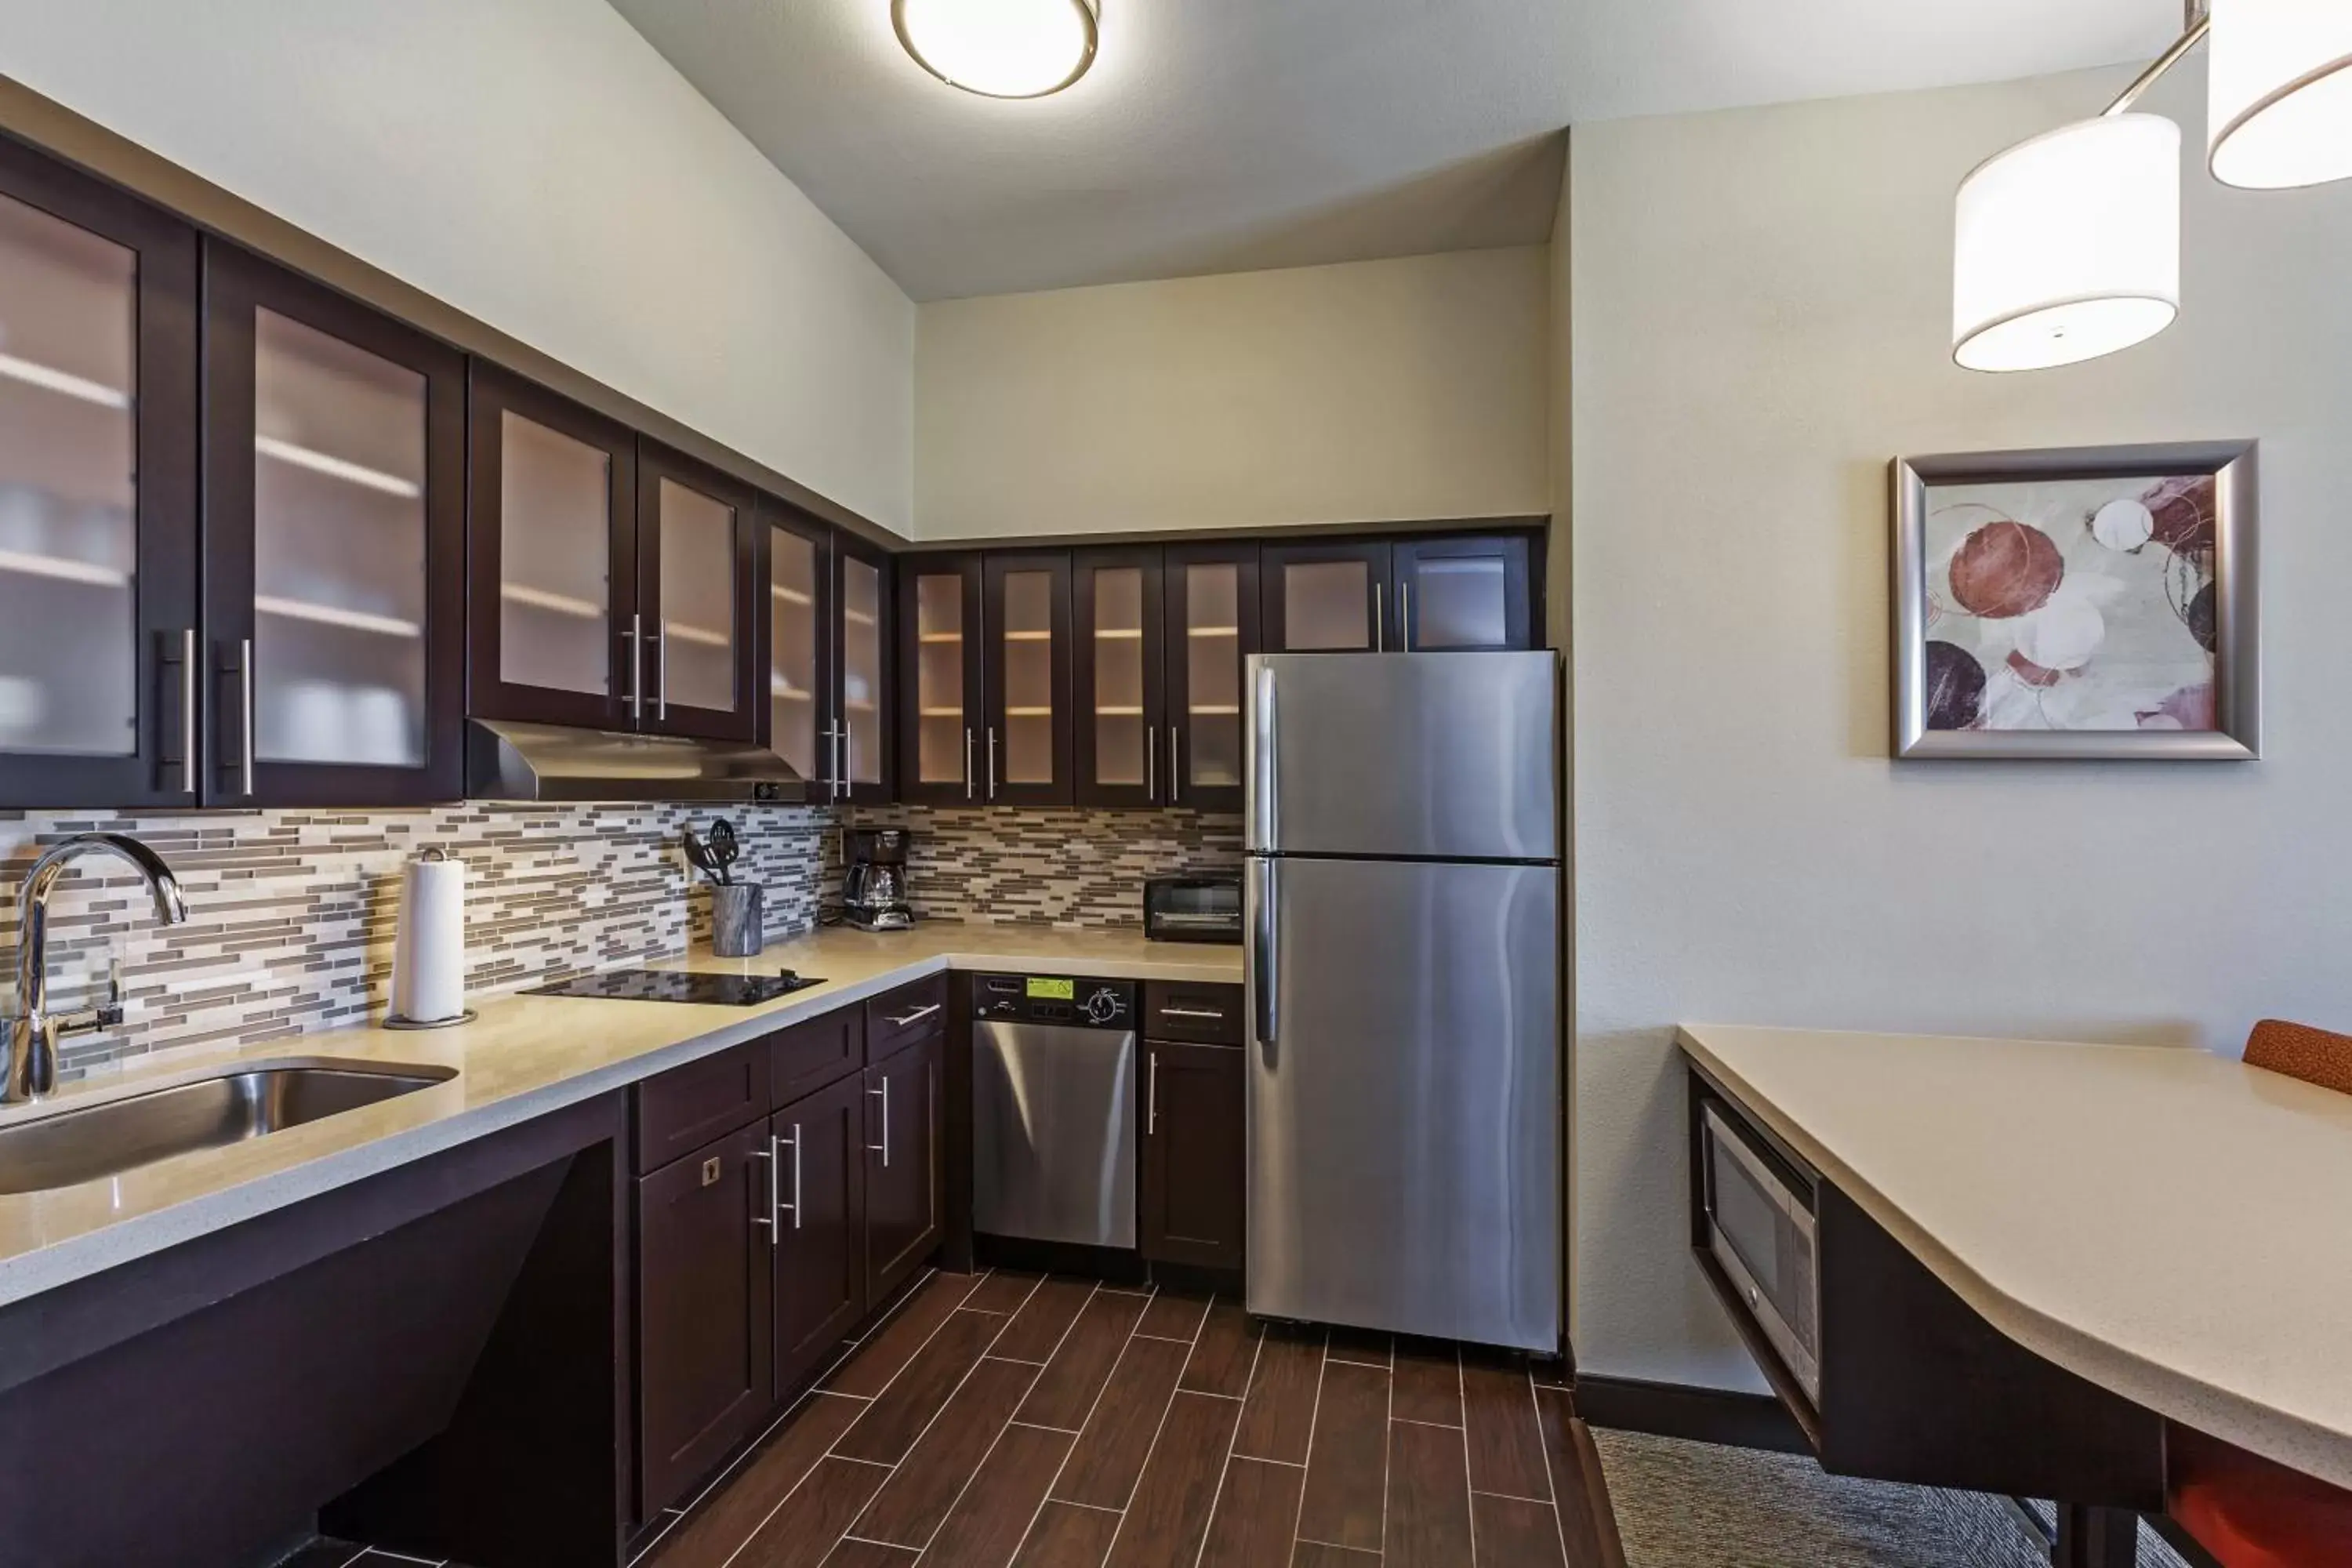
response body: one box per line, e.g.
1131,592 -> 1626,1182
390,848 -> 466,1024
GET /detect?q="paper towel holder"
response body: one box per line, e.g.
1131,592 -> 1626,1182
384,846 -> 477,1030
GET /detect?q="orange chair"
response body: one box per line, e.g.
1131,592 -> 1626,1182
2162,1019 -> 2352,1567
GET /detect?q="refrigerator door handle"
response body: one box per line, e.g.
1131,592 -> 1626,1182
1248,661 -> 1278,849
1249,856 -> 1278,1049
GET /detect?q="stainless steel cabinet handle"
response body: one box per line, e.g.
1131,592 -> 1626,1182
239,638 -> 256,797
826,720 -> 840,799
1147,1051 -> 1160,1136
655,625 -> 669,720
986,727 -> 998,801
1401,582 -> 1412,652
1160,1006 -> 1225,1020
777,1124 -> 802,1232
624,613 -> 643,723
1249,857 -> 1279,1047
964,728 -> 975,800
841,720 -> 853,799
1169,725 -> 1180,804
868,1079 -> 890,1166
1374,582 -> 1385,652
177,629 -> 196,794
1145,723 -> 1156,804
751,1136 -> 776,1243
884,1003 -> 942,1029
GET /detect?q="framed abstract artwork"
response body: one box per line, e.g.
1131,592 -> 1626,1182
1891,441 -> 2260,760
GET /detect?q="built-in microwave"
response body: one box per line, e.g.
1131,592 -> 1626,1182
1700,1101 -> 1822,1404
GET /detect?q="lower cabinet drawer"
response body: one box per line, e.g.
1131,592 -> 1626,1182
866,971 -> 948,1060
636,1040 -> 769,1176
1143,981 -> 1245,1046
771,1003 -> 865,1106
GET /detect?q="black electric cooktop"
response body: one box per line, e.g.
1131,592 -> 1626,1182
524,968 -> 826,1007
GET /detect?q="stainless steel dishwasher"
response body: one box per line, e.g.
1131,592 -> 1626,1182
971,973 -> 1138,1249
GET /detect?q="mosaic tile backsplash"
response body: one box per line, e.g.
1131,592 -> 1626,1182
2,800 -> 1237,1082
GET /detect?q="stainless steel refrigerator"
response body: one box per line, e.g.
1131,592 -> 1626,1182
1244,651 -> 1561,1352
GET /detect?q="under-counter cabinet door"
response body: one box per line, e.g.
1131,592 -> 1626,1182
771,1073 -> 868,1394
834,532 -> 894,804
466,363 -> 637,731
1261,539 -> 1392,654
763,498 -> 833,792
199,244 -> 465,805
637,1122 -> 775,1514
982,550 -> 1073,806
863,1032 -> 944,1305
1139,1040 -> 1247,1271
1073,546 -> 1163,808
1392,535 -> 1536,652
638,441 -> 758,742
895,554 -> 982,805
1162,543 -> 1259,812
0,139 -> 199,808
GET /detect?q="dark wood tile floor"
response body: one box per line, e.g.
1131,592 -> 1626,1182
637,1269 -> 1621,1568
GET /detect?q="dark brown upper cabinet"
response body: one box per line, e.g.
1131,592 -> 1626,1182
0,137 -> 199,809
466,363 -> 638,733
982,550 -> 1073,808
1393,534 -> 1536,652
894,553 -> 983,805
1161,542 -> 1260,812
1073,546 -> 1164,809
763,503 -> 894,803
201,244 -> 466,807
1261,539 -> 1393,654
637,441 -> 758,742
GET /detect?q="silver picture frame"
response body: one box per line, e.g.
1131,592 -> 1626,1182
1891,441 -> 2260,760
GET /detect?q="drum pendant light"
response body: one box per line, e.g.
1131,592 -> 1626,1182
2209,0 -> 2352,188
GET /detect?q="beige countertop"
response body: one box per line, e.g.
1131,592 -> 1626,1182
1679,1022 -> 2352,1490
0,925 -> 1240,1309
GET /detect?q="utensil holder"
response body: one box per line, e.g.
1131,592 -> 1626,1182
710,884 -> 765,957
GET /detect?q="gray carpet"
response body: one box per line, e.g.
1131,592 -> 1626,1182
1592,1428 -> 2191,1568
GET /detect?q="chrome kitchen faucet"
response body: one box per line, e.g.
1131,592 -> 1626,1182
2,833 -> 190,1105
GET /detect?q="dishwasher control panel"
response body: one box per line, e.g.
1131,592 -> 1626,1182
972,973 -> 1135,1029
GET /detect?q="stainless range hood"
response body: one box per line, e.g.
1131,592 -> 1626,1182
465,720 -> 809,804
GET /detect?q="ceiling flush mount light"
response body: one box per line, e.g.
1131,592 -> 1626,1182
1953,0 -> 2352,372
894,0 -> 1099,100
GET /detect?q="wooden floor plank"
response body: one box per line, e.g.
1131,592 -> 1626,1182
1134,1290 -> 1211,1342
649,1392 -> 867,1568
1105,1391 -> 1244,1568
1294,1359 -> 1389,1553
1461,1352 -> 1551,1501
818,1541 -> 915,1567
1535,1388 -> 1624,1568
964,1270 -> 1045,1315
1011,1501 -> 1125,1568
920,1421 -> 1076,1568
1291,1543 -> 1381,1567
1323,1326 -> 1392,1369
833,1309 -> 1006,1465
846,1357 -> 1036,1547
1197,1455 -> 1306,1568
730,1457 -> 888,1568
992,1277 -> 1099,1364
1392,1337 -> 1464,1428
1016,1289 -> 1152,1430
825,1272 -> 985,1399
1180,1298 -> 1261,1401
1472,1491 -> 1568,1568
1051,1334 -> 1193,1510
1387,1418 -> 1475,1568
1231,1323 -> 1324,1465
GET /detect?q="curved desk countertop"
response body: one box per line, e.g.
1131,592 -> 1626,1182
1678,1022 -> 2352,1492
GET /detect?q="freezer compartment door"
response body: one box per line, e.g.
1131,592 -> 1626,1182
1246,855 -> 1559,1350
1247,652 -> 1559,861
973,1022 -> 1139,1249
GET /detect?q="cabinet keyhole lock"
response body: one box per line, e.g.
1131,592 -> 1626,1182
701,1156 -> 723,1188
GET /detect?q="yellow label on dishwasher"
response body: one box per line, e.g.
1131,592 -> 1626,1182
1026,978 -> 1075,1000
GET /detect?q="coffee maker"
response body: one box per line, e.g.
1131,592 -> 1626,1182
841,829 -> 914,932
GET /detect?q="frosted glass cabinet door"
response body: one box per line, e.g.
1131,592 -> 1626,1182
466,365 -> 636,731
201,245 -> 466,804
1262,542 -> 1391,654
638,445 -> 755,741
0,141 -> 198,808
1163,543 -> 1259,813
1394,535 -> 1535,652
983,552 -> 1072,807
767,513 -> 826,786
898,558 -> 980,804
1073,547 -> 1163,808
837,546 -> 887,799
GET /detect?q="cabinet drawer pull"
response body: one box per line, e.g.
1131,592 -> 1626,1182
1160,1006 -> 1226,1021
883,1002 -> 942,1030
868,1079 -> 890,1167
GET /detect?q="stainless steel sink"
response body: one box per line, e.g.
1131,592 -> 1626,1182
0,1059 -> 457,1195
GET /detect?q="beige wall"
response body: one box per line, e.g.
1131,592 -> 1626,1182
0,0 -> 917,533
1570,60 -> 2352,1391
914,248 -> 1551,540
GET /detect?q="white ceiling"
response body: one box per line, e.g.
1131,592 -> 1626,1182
612,0 -> 2180,301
